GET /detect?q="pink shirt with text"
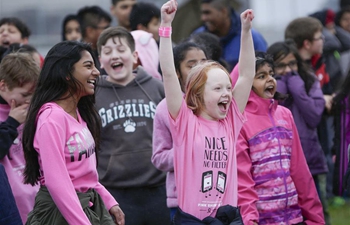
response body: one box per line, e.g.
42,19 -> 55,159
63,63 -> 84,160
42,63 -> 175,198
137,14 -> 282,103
34,102 -> 117,225
169,99 -> 245,220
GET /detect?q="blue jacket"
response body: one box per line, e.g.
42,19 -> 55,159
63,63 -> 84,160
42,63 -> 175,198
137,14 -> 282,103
276,72 -> 328,175
192,9 -> 267,71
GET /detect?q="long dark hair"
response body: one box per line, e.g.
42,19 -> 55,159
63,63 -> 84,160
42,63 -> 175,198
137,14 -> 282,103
267,39 -> 316,94
23,41 -> 101,185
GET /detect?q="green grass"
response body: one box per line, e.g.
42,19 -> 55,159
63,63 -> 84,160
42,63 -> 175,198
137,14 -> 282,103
329,200 -> 350,225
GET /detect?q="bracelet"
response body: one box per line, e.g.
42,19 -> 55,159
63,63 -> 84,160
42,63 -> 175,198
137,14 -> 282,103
159,27 -> 172,38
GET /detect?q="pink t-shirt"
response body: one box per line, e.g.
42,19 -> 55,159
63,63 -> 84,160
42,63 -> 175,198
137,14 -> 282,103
169,99 -> 245,220
34,102 -> 117,225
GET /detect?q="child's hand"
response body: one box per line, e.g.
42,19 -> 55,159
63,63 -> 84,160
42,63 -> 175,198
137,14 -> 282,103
8,100 -> 29,124
241,9 -> 254,31
160,0 -> 178,26
110,205 -> 125,225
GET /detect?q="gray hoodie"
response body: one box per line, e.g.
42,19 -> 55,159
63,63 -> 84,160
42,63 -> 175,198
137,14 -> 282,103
95,66 -> 166,188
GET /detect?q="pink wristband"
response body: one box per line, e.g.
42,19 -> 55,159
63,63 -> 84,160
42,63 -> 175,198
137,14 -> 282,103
159,27 -> 172,38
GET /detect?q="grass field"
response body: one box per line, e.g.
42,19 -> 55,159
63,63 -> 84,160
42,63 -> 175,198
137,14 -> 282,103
329,200 -> 350,225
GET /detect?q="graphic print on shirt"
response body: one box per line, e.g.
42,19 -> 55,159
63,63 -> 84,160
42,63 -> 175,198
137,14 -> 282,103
67,127 -> 95,162
98,98 -> 157,133
200,136 -> 228,200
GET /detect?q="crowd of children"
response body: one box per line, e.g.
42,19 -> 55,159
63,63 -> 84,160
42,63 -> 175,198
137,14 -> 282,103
1,0 -> 350,224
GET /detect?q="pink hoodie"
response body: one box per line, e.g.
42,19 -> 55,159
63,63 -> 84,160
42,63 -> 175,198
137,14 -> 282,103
131,30 -> 162,80
231,65 -> 325,225
152,98 -> 178,208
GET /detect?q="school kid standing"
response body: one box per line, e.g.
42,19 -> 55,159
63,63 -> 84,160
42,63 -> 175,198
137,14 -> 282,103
285,18 -> 331,224
0,52 -> 40,224
159,0 -> 255,223
152,41 -> 207,220
235,52 -> 325,225
95,27 -> 169,225
22,41 -> 124,225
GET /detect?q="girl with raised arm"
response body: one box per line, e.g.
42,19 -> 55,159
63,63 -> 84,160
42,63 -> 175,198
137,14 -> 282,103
159,0 -> 255,223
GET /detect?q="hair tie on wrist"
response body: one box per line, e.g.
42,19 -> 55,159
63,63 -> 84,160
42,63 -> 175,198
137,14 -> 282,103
159,27 -> 172,38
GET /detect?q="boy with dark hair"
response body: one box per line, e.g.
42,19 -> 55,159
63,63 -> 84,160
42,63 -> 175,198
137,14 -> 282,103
110,0 -> 136,30
129,2 -> 161,42
0,52 -> 40,224
77,5 -> 111,51
0,17 -> 31,47
95,26 -> 169,225
192,0 -> 267,71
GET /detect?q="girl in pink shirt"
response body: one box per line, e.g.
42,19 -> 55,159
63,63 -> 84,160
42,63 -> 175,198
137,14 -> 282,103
159,0 -> 255,223
22,41 -> 124,225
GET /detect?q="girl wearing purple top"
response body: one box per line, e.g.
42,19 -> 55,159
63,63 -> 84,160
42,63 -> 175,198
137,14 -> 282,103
267,40 -> 328,180
22,41 -> 124,225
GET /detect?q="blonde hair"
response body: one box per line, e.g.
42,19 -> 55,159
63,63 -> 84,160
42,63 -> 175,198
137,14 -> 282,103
0,52 -> 39,90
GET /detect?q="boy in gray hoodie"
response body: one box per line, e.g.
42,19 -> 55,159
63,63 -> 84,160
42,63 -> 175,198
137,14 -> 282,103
95,26 -> 169,225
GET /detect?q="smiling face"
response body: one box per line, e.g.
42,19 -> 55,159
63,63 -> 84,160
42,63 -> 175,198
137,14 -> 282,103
0,23 -> 28,47
200,67 -> 232,121
200,3 -> 227,35
252,63 -> 276,99
72,50 -> 100,98
0,81 -> 35,106
99,36 -> 138,85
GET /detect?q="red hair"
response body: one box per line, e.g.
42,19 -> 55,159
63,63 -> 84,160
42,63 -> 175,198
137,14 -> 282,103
185,60 -> 231,115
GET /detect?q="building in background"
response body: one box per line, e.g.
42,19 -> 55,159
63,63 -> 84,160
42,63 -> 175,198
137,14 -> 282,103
0,0 -> 339,56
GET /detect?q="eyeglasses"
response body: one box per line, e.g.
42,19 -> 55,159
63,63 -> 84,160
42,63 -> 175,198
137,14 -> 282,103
312,35 -> 325,41
275,60 -> 297,71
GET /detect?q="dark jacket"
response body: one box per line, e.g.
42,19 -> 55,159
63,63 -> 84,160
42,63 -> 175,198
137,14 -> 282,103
0,96 -> 20,159
192,9 -> 267,71
0,163 -> 22,225
331,97 -> 350,195
173,205 -> 243,225
276,72 -> 328,175
26,186 -> 114,225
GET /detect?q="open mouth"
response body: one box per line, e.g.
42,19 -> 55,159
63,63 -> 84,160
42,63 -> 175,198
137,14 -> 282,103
1,40 -> 10,46
87,79 -> 96,86
218,100 -> 229,112
111,62 -> 123,70
264,85 -> 275,98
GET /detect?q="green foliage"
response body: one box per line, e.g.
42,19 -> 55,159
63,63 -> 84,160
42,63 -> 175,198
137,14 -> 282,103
329,200 -> 350,225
